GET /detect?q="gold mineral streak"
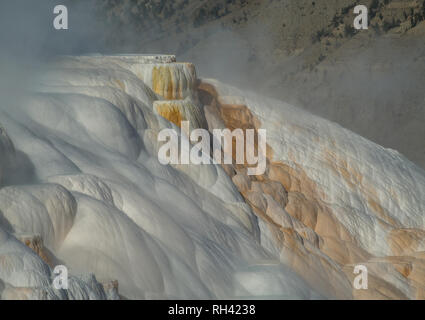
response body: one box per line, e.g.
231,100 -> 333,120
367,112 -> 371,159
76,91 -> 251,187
197,80 -> 425,299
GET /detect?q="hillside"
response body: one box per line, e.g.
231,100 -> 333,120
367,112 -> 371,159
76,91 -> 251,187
95,0 -> 425,169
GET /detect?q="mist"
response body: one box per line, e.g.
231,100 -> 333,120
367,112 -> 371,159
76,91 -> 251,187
0,0 -> 112,186
1,0 -> 424,169
115,1 -> 425,170
0,0 -> 424,301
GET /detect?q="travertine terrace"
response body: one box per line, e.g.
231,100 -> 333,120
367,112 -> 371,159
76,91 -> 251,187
0,55 -> 424,300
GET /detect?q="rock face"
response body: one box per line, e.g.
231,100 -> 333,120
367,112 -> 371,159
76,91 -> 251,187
199,78 -> 425,299
0,54 -> 424,300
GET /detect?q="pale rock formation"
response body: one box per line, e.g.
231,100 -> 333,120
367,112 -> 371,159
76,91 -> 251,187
1,54 -> 424,300
153,97 -> 207,132
199,77 -> 425,299
15,233 -> 52,267
0,226 -> 111,300
54,55 -> 197,101
0,55 -> 319,300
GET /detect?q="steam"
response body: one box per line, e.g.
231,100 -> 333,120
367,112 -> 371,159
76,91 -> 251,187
0,1 -> 85,103
0,0 -> 109,186
0,0 -> 424,170
149,5 -> 425,169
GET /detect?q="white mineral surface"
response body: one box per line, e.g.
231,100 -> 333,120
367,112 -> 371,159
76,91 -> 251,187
0,55 -> 424,300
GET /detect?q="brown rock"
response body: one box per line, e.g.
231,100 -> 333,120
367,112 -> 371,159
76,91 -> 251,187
16,234 -> 53,267
251,180 -> 288,208
232,173 -> 251,192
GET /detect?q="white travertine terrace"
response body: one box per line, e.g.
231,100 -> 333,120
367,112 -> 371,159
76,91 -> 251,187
153,98 -> 207,132
205,79 -> 425,255
0,55 -> 424,299
56,55 -> 197,101
76,54 -> 177,64
202,78 -> 425,299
